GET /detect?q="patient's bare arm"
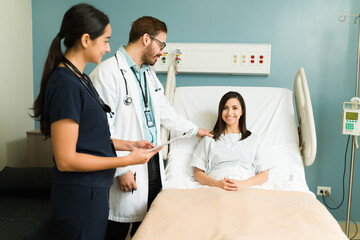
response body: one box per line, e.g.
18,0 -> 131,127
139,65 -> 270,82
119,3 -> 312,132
234,170 -> 269,190
194,167 -> 238,191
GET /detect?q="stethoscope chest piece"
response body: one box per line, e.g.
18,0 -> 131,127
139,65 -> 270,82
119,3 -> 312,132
115,52 -> 161,107
123,96 -> 132,106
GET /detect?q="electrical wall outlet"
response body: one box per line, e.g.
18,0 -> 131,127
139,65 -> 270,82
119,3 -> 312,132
249,53 -> 256,65
231,53 -> 239,66
240,52 -> 248,65
317,186 -> 331,196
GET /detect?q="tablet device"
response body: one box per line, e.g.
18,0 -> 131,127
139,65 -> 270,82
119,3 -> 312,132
148,130 -> 193,152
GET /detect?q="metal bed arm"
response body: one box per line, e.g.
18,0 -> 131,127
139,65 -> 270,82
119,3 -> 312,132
294,67 -> 317,166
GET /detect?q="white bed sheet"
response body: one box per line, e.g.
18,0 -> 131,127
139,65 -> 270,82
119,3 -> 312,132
164,86 -> 311,194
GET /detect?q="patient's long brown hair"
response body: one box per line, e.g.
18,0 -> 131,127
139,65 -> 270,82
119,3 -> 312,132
212,91 -> 251,141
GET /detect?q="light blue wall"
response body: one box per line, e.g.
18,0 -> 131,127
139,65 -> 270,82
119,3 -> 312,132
32,0 -> 360,221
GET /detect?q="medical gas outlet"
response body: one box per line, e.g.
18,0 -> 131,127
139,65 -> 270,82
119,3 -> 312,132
175,48 -> 182,65
160,52 -> 168,64
159,50 -> 181,66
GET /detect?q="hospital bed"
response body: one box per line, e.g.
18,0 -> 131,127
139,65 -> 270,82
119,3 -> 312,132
132,68 -> 347,240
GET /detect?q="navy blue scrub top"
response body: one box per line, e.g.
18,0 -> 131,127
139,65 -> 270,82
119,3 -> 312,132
44,67 -> 116,188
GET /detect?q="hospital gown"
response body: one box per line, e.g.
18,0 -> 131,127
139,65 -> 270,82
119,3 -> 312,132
191,133 -> 274,181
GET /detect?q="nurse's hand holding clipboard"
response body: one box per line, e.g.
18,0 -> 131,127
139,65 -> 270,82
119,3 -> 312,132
129,146 -> 162,164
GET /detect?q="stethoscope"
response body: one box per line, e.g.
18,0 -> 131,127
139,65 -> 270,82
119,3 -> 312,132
62,58 -> 114,117
114,53 -> 162,106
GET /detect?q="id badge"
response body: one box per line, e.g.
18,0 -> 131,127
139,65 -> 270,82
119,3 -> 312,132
145,110 -> 154,128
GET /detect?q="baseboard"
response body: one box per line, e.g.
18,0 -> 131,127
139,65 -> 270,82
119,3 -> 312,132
338,221 -> 360,239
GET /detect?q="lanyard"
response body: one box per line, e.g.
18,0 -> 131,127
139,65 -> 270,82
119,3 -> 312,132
131,67 -> 149,109
62,58 -> 113,116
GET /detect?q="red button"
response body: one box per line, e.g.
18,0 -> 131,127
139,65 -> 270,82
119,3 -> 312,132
251,60 -> 255,64
259,60 -> 263,64
260,55 -> 264,59
251,55 -> 255,59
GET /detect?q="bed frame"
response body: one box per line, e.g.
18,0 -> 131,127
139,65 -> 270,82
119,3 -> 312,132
131,68 -> 347,240
293,67 -> 317,166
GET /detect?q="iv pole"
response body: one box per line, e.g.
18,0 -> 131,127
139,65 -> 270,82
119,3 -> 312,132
339,14 -> 360,237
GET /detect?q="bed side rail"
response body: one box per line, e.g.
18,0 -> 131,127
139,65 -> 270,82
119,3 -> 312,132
294,67 -> 317,166
160,64 -> 177,159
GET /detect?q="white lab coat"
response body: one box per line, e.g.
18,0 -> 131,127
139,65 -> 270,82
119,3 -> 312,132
90,49 -> 198,222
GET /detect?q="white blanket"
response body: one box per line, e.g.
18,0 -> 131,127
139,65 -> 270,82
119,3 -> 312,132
133,188 -> 347,240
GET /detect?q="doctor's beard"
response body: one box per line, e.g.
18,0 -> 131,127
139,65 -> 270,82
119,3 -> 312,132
142,45 -> 161,66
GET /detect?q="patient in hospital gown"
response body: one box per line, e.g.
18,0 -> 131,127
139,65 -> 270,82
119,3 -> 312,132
191,91 -> 274,191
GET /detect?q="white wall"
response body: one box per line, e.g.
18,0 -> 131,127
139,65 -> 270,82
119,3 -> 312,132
0,0 -> 33,168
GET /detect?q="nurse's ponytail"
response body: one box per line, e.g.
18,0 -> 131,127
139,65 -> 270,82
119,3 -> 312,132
32,3 -> 109,138
32,35 -> 63,137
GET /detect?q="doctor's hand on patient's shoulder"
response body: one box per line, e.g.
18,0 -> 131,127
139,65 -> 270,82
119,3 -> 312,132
196,128 -> 214,138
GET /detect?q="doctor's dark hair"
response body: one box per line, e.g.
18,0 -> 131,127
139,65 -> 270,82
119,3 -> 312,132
128,16 -> 167,43
212,91 -> 251,141
32,3 -> 109,138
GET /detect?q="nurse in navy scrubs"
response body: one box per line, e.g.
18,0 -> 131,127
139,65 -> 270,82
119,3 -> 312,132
32,3 -> 161,240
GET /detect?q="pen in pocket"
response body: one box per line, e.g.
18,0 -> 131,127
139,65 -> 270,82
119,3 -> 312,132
132,172 -> 136,194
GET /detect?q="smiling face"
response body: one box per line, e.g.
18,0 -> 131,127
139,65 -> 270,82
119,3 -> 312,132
142,31 -> 166,66
222,98 -> 243,130
87,23 -> 112,64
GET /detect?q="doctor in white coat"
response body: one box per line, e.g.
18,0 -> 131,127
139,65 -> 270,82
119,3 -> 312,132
90,16 -> 212,239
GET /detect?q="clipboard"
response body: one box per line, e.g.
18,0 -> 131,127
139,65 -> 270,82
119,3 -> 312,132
148,130 -> 193,152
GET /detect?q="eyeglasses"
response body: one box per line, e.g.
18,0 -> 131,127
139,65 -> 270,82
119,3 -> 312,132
148,34 -> 166,50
